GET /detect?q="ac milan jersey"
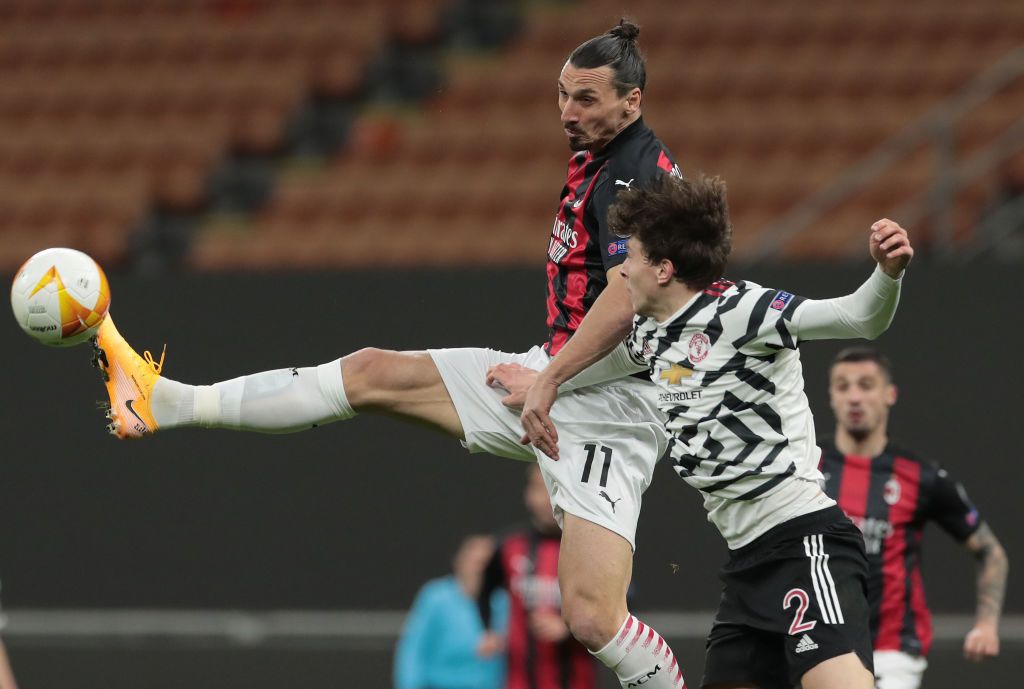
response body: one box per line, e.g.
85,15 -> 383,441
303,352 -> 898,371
479,525 -> 596,689
544,117 -> 679,355
819,440 -> 981,657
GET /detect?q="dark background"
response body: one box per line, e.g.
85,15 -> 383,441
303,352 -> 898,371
1,260 -> 1020,686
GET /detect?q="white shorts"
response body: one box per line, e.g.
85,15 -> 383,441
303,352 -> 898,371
873,650 -> 928,689
428,346 -> 668,550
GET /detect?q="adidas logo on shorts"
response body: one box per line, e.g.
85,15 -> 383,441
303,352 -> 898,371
794,634 -> 819,654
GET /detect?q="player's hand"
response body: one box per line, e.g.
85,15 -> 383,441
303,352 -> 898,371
869,218 -> 913,278
963,622 -> 1000,662
520,377 -> 561,459
530,609 -> 570,642
486,363 -> 540,410
477,630 -> 506,657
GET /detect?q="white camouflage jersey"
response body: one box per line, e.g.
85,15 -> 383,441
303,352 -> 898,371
583,266 -> 903,547
627,278 -> 821,500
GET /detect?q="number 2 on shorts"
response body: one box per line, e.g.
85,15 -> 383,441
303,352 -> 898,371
581,443 -> 613,487
783,588 -> 817,634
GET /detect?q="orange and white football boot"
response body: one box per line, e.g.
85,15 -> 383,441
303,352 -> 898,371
91,315 -> 164,439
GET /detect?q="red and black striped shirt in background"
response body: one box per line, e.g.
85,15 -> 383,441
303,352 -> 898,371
819,439 -> 981,657
544,117 -> 679,356
478,525 -> 596,689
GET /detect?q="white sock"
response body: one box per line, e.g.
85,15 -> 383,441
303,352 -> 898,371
151,359 -> 355,432
592,614 -> 686,689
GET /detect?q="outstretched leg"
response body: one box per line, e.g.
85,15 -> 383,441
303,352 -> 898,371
94,315 -> 464,439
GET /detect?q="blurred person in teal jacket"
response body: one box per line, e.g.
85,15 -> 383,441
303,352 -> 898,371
394,534 -> 509,689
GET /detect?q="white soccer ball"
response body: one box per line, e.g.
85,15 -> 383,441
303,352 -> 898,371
10,247 -> 111,347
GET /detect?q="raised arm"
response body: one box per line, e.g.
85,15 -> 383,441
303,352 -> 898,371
793,219 -> 913,341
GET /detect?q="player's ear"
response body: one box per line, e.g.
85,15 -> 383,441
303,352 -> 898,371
886,384 -> 898,407
658,258 -> 675,285
624,87 -> 641,115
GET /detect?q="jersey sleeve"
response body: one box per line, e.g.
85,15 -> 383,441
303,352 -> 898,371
925,466 -> 982,543
729,284 -> 809,354
558,339 -> 647,392
590,176 -> 631,270
789,265 -> 902,342
625,318 -> 649,366
593,146 -> 679,271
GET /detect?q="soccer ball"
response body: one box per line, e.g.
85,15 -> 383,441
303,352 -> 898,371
10,248 -> 111,347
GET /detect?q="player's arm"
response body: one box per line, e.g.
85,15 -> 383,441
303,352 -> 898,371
476,547 -> 505,629
963,522 -> 1008,662
475,548 -> 507,657
544,267 -> 637,382
487,342 -> 642,410
791,219 -> 913,341
0,639 -> 16,689
521,268 -> 636,459
529,608 -> 571,643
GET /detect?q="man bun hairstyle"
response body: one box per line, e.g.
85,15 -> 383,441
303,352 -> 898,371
569,19 -> 646,96
608,173 -> 733,292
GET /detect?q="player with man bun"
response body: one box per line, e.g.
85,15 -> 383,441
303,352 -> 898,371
93,20 -> 687,689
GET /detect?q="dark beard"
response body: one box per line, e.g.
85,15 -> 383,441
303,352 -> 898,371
846,426 -> 871,442
567,137 -> 587,151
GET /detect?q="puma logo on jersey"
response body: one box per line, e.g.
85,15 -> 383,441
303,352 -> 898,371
615,178 -> 634,189
599,491 -> 621,512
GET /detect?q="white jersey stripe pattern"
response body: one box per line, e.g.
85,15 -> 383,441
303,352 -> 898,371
804,534 -> 845,624
611,267 -> 902,547
626,280 -> 822,504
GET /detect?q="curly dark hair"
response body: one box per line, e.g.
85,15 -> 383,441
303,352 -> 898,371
608,173 -> 732,291
568,19 -> 646,96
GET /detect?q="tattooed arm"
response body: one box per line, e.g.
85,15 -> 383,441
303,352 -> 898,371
962,522 -> 1009,662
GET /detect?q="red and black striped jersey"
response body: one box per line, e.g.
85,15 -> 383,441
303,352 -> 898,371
819,439 -> 981,657
544,117 -> 679,355
479,525 -> 596,689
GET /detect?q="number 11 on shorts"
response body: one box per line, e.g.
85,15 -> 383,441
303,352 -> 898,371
581,443 -> 613,487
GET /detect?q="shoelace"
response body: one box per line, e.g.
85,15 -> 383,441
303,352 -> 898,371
143,344 -> 166,374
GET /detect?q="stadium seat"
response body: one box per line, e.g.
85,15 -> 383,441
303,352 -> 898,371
3,0 -> 1023,271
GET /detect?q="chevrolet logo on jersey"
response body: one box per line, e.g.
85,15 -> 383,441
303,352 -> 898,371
659,363 -> 693,384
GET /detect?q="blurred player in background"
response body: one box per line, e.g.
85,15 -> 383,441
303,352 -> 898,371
820,347 -> 1008,689
91,19 -> 686,689
0,584 -> 18,689
516,173 -> 915,689
476,464 -> 597,689
0,643 -> 14,689
394,534 -> 507,689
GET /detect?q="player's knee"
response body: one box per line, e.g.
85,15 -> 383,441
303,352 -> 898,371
340,347 -> 402,408
560,591 -> 623,651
